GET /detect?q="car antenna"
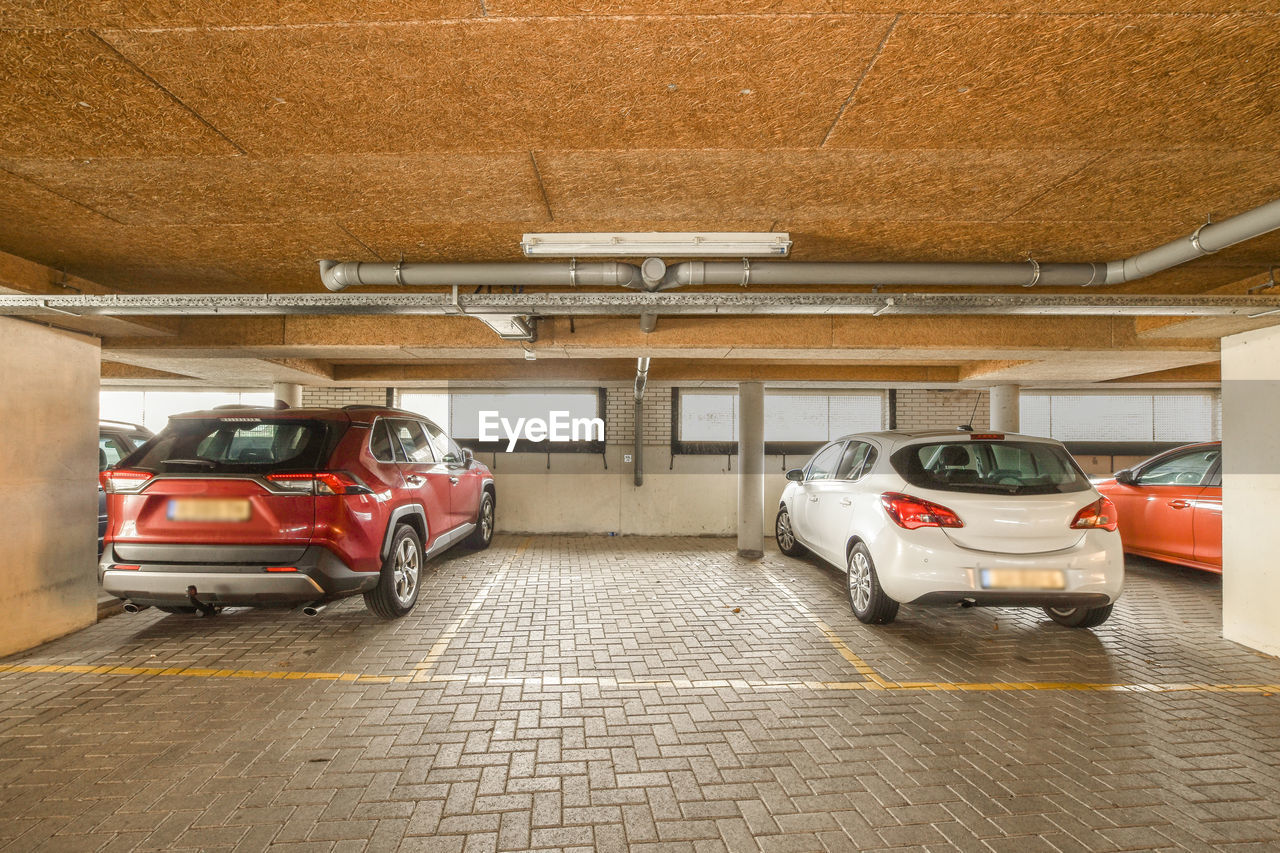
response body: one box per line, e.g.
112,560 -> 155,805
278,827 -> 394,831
957,390 -> 982,432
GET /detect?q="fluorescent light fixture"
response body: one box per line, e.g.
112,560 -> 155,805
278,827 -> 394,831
520,231 -> 791,258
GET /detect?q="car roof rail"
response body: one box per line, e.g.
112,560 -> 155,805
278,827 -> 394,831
342,404 -> 422,417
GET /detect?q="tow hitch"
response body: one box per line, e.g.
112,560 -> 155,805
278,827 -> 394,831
186,585 -> 219,617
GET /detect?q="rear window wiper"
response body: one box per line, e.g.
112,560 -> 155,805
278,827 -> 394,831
162,458 -> 218,468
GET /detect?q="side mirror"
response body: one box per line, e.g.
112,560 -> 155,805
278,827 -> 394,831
786,468 -> 805,482
1115,469 -> 1135,485
462,448 -> 474,464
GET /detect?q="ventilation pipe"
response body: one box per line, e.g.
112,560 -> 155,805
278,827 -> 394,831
320,198 -> 1280,293
633,357 -> 650,487
319,259 -> 643,292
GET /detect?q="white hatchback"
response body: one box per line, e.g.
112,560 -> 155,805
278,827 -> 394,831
776,430 -> 1123,628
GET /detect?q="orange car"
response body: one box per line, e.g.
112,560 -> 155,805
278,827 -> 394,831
1093,442 -> 1221,573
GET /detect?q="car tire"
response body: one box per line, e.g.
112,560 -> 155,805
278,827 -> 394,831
364,524 -> 423,619
1043,603 -> 1114,628
775,507 -> 805,556
846,542 -> 898,625
156,606 -> 197,614
464,492 -> 495,550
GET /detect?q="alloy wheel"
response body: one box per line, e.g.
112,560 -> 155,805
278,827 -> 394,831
393,536 -> 420,605
848,550 -> 872,613
776,510 -> 795,551
480,499 -> 494,542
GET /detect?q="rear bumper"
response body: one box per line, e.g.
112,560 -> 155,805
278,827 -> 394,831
910,591 -> 1113,608
99,543 -> 378,608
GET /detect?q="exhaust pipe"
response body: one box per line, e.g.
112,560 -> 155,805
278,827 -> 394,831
122,601 -> 149,613
301,602 -> 327,617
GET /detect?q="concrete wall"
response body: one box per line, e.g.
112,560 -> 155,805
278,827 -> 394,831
0,319 -> 100,657
1221,326 -> 1280,657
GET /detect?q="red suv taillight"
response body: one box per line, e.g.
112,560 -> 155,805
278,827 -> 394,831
880,492 -> 964,530
265,472 -> 372,496
100,469 -> 154,493
1071,496 -> 1118,532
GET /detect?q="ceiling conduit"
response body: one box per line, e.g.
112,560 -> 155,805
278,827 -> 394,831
318,197 -> 1280,293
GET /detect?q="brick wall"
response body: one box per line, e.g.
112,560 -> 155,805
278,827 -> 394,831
301,386 -> 390,408
893,388 -> 991,431
605,385 -> 673,446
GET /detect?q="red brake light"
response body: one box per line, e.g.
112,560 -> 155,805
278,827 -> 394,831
100,469 -> 153,493
881,492 -> 964,530
1071,496 -> 1118,532
265,472 -> 371,495
265,566 -> 297,573
968,434 -> 1004,441
112,564 -> 141,571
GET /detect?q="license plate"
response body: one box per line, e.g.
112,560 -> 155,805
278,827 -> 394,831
980,569 -> 1066,590
167,498 -> 251,523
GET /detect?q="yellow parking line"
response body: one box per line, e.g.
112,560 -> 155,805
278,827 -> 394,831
0,663 -> 1276,694
763,572 -> 891,688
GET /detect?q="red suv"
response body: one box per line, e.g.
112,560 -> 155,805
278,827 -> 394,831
99,405 -> 495,618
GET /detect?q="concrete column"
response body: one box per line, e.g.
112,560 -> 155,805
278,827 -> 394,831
273,382 -> 302,408
989,384 -> 1020,432
0,319 -> 99,657
1221,327 -> 1280,656
737,381 -> 764,559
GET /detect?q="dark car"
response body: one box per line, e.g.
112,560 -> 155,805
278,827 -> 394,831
99,405 -> 495,618
98,420 -> 154,552
1093,442 -> 1221,573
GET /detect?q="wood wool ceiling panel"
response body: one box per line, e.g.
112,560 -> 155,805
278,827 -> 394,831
827,14 -> 1280,150
98,16 -> 895,155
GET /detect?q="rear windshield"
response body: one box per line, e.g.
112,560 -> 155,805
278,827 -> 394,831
122,418 -> 344,475
891,440 -> 1091,495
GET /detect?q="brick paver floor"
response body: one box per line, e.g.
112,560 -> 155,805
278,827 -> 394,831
2,535 -> 1279,852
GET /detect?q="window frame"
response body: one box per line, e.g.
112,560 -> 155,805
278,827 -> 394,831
1133,446 -> 1222,488
451,388 -> 607,455
671,389 -> 885,456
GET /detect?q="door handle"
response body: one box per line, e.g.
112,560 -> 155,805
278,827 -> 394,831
1169,499 -> 1191,509
808,495 -> 818,502
406,475 -> 425,486
450,477 -> 460,485
840,498 -> 852,507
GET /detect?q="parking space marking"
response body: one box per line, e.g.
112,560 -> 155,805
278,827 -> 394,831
0,663 -> 1276,694
763,571 -> 890,688
412,536 -> 530,676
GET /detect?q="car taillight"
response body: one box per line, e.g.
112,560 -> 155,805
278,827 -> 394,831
111,564 -> 141,571
265,472 -> 372,495
100,469 -> 153,493
1071,496 -> 1118,532
880,492 -> 964,530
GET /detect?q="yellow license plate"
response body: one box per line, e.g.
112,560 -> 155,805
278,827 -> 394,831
167,498 -> 251,523
980,569 -> 1066,590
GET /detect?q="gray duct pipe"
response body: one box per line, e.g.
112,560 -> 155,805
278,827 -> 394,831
319,259 -> 643,292
633,357 -> 650,487
319,197 -> 1280,292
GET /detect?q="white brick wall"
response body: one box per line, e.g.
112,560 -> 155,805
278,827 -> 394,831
301,387 -> 390,408
606,385 -> 673,446
893,389 -> 991,431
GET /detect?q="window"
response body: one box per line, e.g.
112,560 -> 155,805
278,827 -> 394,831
1135,447 -> 1220,487
446,389 -> 605,453
398,393 -> 450,432
836,442 -> 877,481
389,420 -> 436,464
675,391 -> 884,453
891,440 -> 1091,495
422,420 -> 463,464
369,419 -> 397,463
127,418 -> 338,474
1020,392 -> 1220,442
805,443 -> 845,481
99,436 -> 129,469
